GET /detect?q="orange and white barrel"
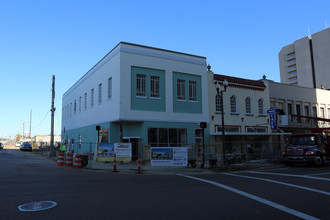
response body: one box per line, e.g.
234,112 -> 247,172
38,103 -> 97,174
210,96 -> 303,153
57,153 -> 65,166
66,152 -> 73,167
73,154 -> 82,168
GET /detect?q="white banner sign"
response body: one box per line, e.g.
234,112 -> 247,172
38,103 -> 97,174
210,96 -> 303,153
151,147 -> 187,166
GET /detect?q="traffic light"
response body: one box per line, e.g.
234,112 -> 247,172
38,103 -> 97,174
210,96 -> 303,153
200,122 -> 207,129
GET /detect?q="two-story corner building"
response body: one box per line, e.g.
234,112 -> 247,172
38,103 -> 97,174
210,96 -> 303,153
207,71 -> 280,162
62,42 -> 209,159
263,79 -> 330,134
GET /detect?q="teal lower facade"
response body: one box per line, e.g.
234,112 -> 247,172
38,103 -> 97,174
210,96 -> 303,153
62,120 -> 210,159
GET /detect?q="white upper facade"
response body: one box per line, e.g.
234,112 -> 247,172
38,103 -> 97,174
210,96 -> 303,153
62,42 -> 209,131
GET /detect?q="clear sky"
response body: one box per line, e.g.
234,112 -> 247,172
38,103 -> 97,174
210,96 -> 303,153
1,0 -> 329,139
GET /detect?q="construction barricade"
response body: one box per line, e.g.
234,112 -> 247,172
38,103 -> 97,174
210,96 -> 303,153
66,152 -> 73,167
57,153 -> 64,166
73,154 -> 82,168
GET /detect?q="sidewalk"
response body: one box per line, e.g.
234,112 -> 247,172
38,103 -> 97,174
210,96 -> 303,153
84,159 -> 285,175
35,151 -> 285,174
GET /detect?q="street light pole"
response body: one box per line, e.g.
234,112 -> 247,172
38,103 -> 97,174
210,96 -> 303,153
216,79 -> 228,167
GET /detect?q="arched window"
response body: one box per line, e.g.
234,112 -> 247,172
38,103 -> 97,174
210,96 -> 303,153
258,98 -> 264,115
230,96 -> 237,113
245,97 -> 252,114
215,94 -> 222,113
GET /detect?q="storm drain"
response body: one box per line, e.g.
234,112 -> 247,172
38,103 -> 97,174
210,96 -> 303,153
18,201 -> 57,212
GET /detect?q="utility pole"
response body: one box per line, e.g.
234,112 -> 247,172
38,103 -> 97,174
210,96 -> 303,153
50,75 -> 56,157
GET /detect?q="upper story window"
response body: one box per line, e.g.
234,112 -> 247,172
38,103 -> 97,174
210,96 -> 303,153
108,77 -> 112,99
136,74 -> 146,97
288,70 -> 297,75
189,81 -> 197,101
287,52 -> 295,58
64,107 -> 66,120
230,96 -> 237,113
70,103 -> 72,117
215,94 -> 222,113
177,79 -> 185,100
150,76 -> 160,98
245,97 -> 252,114
74,100 -> 77,114
288,64 -> 296,69
91,88 -> 94,107
289,76 -> 297,81
84,93 -> 87,110
258,98 -> 264,115
98,83 -> 102,103
79,96 -> 81,112
287,103 -> 293,115
67,105 -> 69,118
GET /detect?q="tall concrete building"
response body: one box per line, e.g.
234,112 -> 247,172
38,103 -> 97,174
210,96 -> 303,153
279,28 -> 330,89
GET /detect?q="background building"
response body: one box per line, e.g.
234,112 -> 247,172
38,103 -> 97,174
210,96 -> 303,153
62,42 -> 209,159
279,28 -> 330,89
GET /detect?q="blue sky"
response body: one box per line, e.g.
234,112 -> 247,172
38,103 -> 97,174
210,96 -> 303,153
1,0 -> 329,138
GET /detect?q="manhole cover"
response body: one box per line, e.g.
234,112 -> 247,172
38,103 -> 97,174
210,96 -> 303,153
18,201 -> 57,212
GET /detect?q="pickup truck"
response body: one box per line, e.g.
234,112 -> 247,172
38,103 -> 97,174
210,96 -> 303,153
282,133 -> 330,166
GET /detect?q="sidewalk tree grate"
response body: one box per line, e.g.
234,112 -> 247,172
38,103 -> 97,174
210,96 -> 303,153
17,201 -> 57,212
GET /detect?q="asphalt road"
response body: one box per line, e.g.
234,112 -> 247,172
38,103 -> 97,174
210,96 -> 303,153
1,146 -> 330,220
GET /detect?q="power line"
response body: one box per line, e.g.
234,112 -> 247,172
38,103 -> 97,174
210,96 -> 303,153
33,110 -> 49,128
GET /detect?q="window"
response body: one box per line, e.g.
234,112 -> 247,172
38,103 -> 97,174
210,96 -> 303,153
258,99 -> 264,115
320,107 -> 325,118
287,103 -> 293,115
150,76 -> 160,98
67,105 -> 69,118
287,58 -> 296,63
312,107 -> 317,117
177,79 -> 185,100
108,77 -> 112,99
215,94 -> 222,113
91,88 -> 94,107
79,97 -> 81,112
287,52 -> 295,57
70,103 -> 72,117
296,104 -> 301,122
84,93 -> 87,110
230,96 -> 237,113
189,81 -> 197,101
148,128 -> 187,147
216,126 -> 240,133
304,106 -> 309,116
98,83 -> 102,103
288,70 -> 297,75
288,64 -> 296,69
246,127 -> 267,133
289,76 -> 297,81
328,108 -> 330,119
136,74 -> 146,97
74,100 -> 77,114
245,97 -> 252,114
64,107 -> 66,120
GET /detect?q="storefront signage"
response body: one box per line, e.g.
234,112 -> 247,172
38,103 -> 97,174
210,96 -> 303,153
267,108 -> 279,130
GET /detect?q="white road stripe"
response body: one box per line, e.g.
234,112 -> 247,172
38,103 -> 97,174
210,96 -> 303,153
247,171 -> 330,181
224,173 -> 330,196
308,172 -> 330,176
178,174 -> 319,220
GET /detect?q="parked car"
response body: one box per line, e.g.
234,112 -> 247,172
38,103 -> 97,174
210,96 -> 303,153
15,142 -> 22,147
0,142 -> 3,149
20,142 -> 32,151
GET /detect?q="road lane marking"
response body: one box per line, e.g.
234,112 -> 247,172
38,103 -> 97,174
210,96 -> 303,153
224,173 -> 330,196
178,174 -> 319,220
308,172 -> 330,176
247,171 -> 330,181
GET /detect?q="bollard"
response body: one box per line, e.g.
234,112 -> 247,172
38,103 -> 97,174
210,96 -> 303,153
113,154 -> 117,172
137,155 -> 142,174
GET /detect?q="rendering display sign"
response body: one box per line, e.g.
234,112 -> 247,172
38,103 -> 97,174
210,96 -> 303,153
150,147 -> 187,166
96,143 -> 132,162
